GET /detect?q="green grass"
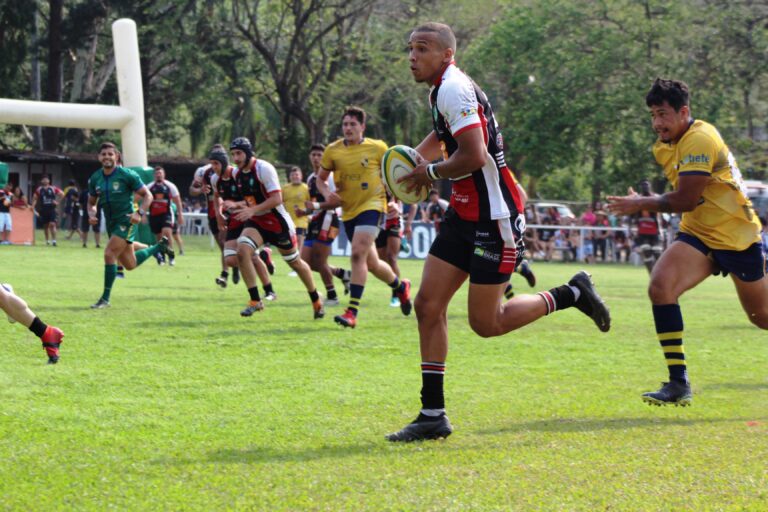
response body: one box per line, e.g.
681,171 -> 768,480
1,235 -> 766,511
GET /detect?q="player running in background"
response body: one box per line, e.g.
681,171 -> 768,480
375,193 -> 417,307
228,137 -> 321,318
1,283 -> 64,364
296,143 -> 351,306
191,146 -> 237,285
31,176 -> 63,246
284,166 -> 310,277
608,78 -> 768,406
386,23 -> 610,442
87,142 -> 172,309
210,147 -> 276,296
630,179 -> 663,274
316,106 -> 412,328
148,166 -> 182,266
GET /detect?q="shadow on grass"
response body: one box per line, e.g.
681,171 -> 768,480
154,442 -> 384,465
705,381 -> 768,391
478,416 -> 764,435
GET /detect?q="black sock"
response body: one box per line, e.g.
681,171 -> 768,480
333,268 -> 344,278
419,362 -> 446,419
326,286 -> 337,300
248,287 -> 261,302
221,270 -> 228,278
263,283 -> 274,295
309,289 -> 320,303
537,285 -> 576,315
29,317 -> 47,338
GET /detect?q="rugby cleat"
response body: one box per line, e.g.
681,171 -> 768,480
313,300 -> 325,320
568,271 -> 610,332
390,296 -> 401,308
158,236 -> 174,260
232,267 -> 240,285
116,266 -> 126,279
518,259 -> 536,287
395,279 -> 412,316
259,247 -> 275,275
340,269 -> 351,295
90,298 -> 110,309
642,381 -> 692,407
264,291 -> 278,301
386,414 -> 453,442
41,326 -> 64,364
324,297 -> 340,307
240,300 -> 264,317
215,275 -> 227,289
334,309 -> 357,328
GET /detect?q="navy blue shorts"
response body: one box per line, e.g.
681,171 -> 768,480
677,232 -> 766,282
341,210 -> 384,242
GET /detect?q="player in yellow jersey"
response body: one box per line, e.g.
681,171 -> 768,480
316,106 -> 412,328
608,78 -> 768,406
283,166 -> 311,272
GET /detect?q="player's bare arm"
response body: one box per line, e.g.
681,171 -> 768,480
131,186 -> 153,224
400,126 -> 486,192
232,191 -> 283,221
212,187 -> 227,231
88,195 -> 99,224
607,175 -> 709,216
315,168 -> 341,205
172,193 -> 184,225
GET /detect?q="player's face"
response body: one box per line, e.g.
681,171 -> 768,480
342,116 -> 364,143
289,170 -> 303,184
408,31 -> 451,84
209,160 -> 222,174
231,149 -> 247,168
99,149 -> 118,169
309,150 -> 323,170
650,101 -> 690,143
154,169 -> 165,182
41,177 -> 49,186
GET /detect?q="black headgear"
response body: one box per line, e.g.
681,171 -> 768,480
209,147 -> 229,169
229,137 -> 253,162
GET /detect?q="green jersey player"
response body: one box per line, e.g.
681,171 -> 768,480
87,142 -> 171,308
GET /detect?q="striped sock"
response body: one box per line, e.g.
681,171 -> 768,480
537,285 -> 578,315
420,362 -> 446,417
653,304 -> 688,383
348,284 -> 364,317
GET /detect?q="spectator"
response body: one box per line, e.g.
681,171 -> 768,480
536,216 -> 556,261
425,189 -> 447,233
0,183 -> 12,244
11,186 -> 30,209
593,210 -> 610,261
613,225 -> 631,263
63,180 -> 81,240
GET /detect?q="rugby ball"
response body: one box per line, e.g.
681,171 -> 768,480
381,145 -> 429,204
1,283 -> 16,323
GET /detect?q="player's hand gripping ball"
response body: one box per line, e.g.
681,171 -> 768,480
381,145 -> 429,204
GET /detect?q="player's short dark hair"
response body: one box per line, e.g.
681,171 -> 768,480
412,22 -> 457,52
646,78 -> 690,112
309,143 -> 326,153
289,166 -> 302,174
154,166 -> 165,172
99,141 -> 119,153
342,106 -> 366,125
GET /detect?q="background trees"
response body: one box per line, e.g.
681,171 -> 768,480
1,0 -> 766,200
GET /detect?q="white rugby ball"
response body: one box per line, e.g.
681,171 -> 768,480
381,145 -> 429,204
1,283 -> 16,323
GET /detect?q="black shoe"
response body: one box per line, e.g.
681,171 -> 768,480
215,276 -> 227,289
386,414 -> 453,442
232,267 -> 240,285
518,259 -> 536,287
90,298 -> 110,309
642,381 -> 692,407
568,271 -> 611,332
158,236 -> 173,260
341,269 -> 351,295
240,301 -> 264,317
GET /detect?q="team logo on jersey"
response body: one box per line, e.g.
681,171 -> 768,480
361,158 -> 369,168
473,246 -> 500,262
679,153 -> 710,166
459,107 -> 477,118
496,132 -> 504,150
361,182 -> 368,190
112,182 -> 120,191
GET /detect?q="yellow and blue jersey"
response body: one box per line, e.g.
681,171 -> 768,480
653,120 -> 761,251
320,138 -> 387,221
284,182 -> 310,230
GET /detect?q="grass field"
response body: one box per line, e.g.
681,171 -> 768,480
0,235 -> 766,511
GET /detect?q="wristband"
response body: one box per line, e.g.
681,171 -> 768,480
312,201 -> 321,210
137,209 -> 145,216
426,163 -> 441,181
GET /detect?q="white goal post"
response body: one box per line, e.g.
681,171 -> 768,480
0,19 -> 147,167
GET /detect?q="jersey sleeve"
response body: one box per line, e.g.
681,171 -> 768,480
126,169 -> 144,191
33,187 -> 41,198
192,165 -> 207,184
167,181 -> 180,198
677,132 -> 718,176
327,173 -> 337,193
209,173 -> 219,190
257,161 -> 282,195
320,145 -> 335,172
436,76 -> 482,137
